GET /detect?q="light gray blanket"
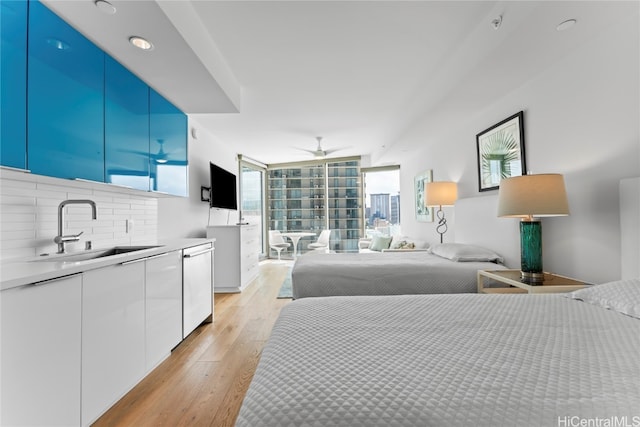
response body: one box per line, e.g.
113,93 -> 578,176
236,294 -> 640,426
292,251 -> 506,299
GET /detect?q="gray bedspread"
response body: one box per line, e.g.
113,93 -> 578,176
292,251 -> 506,299
236,294 -> 640,426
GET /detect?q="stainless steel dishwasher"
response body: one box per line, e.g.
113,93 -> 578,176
182,242 -> 214,339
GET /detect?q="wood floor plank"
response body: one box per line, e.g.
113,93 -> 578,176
92,260 -> 292,426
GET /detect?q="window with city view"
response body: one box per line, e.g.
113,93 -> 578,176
240,163 -> 264,256
363,167 -> 401,238
268,159 -> 362,257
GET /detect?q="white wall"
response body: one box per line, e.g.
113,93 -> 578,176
393,14 -> 639,284
157,118 -> 240,239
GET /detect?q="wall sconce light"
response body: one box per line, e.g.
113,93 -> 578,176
426,181 -> 458,243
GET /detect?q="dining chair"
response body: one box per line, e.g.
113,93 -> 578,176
269,230 -> 291,261
308,229 -> 331,252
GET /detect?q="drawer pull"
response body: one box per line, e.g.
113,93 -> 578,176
183,248 -> 214,258
31,273 -> 81,286
120,258 -> 147,266
145,253 -> 169,261
120,252 -> 169,265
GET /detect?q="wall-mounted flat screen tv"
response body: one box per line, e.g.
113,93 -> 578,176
209,162 -> 238,210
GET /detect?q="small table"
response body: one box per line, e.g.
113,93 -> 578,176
280,232 -> 316,257
477,269 -> 590,294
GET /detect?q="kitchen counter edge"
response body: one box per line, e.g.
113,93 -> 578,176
0,238 -> 216,291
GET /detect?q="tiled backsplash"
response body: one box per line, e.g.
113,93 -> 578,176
0,169 -> 158,261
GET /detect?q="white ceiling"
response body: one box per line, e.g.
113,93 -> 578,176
43,1 -> 637,165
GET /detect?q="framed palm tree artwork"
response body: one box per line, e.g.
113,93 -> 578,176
476,111 -> 527,192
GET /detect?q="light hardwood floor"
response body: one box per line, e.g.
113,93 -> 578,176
93,260 -> 293,427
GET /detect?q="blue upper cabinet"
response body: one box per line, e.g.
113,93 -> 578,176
0,0 -> 28,169
4,0 -> 188,196
27,1 -> 104,182
149,89 -> 188,197
105,56 -> 150,191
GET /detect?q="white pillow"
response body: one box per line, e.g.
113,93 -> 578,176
429,243 -> 504,263
565,278 -> 640,319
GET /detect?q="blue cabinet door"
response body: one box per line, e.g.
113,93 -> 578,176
0,0 -> 28,169
27,1 -> 104,181
105,56 -> 150,191
149,89 -> 188,196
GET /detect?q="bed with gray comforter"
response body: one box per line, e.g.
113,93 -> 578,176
237,281 -> 640,426
291,250 -> 506,299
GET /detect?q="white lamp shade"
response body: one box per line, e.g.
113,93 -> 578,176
497,174 -> 570,218
425,182 -> 458,207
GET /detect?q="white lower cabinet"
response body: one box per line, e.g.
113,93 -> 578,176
1,243 -> 213,426
206,224 -> 258,292
82,262 -> 146,426
1,274 -> 82,426
145,251 -> 183,370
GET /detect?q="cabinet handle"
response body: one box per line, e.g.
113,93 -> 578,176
119,258 -> 147,266
119,252 -> 169,266
183,248 -> 214,258
145,253 -> 169,261
31,273 -> 81,286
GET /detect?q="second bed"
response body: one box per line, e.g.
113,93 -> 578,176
291,244 -> 507,299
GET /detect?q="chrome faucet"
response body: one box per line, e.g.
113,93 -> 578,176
54,199 -> 97,254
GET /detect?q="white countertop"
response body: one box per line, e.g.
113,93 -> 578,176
0,238 -> 215,291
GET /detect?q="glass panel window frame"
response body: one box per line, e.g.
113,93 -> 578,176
267,157 -> 362,257
239,156 -> 267,258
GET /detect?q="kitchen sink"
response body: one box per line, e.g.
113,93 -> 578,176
32,245 -> 163,262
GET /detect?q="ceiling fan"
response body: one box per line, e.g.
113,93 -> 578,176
122,139 -> 186,165
149,139 -> 169,163
299,136 -> 343,159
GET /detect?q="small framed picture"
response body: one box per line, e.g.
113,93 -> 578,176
476,111 -> 526,192
414,170 -> 433,222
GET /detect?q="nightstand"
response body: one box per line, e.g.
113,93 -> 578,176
477,269 -> 590,294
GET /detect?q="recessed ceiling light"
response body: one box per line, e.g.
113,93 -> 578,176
95,0 -> 116,15
129,36 -> 153,51
557,19 -> 577,31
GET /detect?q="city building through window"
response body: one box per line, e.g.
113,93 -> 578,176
268,159 -> 363,256
362,166 -> 401,238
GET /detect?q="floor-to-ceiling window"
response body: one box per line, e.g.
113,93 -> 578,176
327,159 -> 362,252
268,157 -> 362,257
239,156 -> 266,257
362,166 -> 401,238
